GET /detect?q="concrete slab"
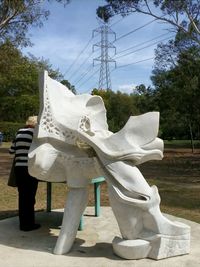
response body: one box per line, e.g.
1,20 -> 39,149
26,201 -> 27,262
0,207 -> 199,267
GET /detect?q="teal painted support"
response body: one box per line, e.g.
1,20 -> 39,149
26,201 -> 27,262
78,215 -> 83,231
91,177 -> 105,184
94,182 -> 101,217
46,177 -> 105,229
91,177 -> 105,217
47,182 -> 52,212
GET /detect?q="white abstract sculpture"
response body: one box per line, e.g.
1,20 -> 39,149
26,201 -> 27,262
28,71 -> 190,260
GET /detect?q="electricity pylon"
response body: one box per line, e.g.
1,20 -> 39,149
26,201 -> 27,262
93,20 -> 116,90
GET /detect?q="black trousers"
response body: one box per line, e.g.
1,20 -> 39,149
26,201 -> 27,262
15,166 -> 38,228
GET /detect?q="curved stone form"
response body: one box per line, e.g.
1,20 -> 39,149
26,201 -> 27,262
28,70 -> 190,259
112,237 -> 151,260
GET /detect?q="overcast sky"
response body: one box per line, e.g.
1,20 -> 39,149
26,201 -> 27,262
23,0 -> 174,94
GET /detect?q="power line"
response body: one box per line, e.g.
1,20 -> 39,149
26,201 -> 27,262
81,88 -> 93,94
114,13 -> 167,43
78,66 -> 100,88
81,58 -> 154,93
116,32 -> 172,55
74,64 -> 95,86
114,35 -> 175,59
114,57 -> 155,70
81,82 -> 97,94
77,77 -> 98,95
68,49 -> 99,82
110,17 -> 124,27
114,18 -> 156,42
66,15 -> 168,92
63,36 -> 94,77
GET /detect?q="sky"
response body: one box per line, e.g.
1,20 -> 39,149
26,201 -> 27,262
23,0 -> 174,94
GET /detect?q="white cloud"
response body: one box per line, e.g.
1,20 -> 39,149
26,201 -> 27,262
21,0 -> 168,92
24,35 -> 85,61
118,83 -> 137,94
23,34 -> 95,78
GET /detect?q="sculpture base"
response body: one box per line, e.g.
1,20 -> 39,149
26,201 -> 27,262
112,232 -> 190,260
112,237 -> 151,259
147,232 -> 190,259
0,208 -> 199,267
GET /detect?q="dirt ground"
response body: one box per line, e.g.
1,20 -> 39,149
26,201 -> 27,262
0,144 -> 200,223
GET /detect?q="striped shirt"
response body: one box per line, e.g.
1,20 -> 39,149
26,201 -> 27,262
9,127 -> 34,167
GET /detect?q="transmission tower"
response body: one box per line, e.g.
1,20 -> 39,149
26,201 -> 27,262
93,20 -> 116,90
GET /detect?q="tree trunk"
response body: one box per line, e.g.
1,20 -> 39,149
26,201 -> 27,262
189,121 -> 194,153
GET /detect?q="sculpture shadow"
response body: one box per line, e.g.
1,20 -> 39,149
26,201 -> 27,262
0,210 -> 62,253
69,238 -> 120,260
0,210 -> 121,260
0,209 -> 18,220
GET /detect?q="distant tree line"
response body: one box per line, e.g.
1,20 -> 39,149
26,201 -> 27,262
0,0 -> 72,140
92,34 -> 200,148
0,0 -> 199,148
0,41 -> 75,140
0,37 -> 199,145
95,0 -> 200,150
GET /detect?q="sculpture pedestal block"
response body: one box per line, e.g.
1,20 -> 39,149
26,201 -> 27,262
112,237 -> 151,259
112,231 -> 190,260
146,232 -> 190,260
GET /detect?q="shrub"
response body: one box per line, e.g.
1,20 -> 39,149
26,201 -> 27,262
0,121 -> 24,141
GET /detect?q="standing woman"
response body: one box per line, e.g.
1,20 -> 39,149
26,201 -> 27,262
9,116 -> 40,231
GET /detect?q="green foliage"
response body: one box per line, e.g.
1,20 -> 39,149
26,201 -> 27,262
0,121 -> 24,141
96,0 -> 200,144
97,0 -> 200,45
96,5 -> 111,22
0,41 -> 37,96
0,95 -> 39,122
91,44 -> 200,143
0,0 -> 70,47
0,41 -> 63,123
92,89 -> 139,132
164,139 -> 200,149
0,41 -> 63,97
133,84 -> 158,114
151,44 -> 200,141
61,79 -> 76,94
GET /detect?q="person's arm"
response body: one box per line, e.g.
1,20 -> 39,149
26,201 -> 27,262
9,133 -> 17,154
9,141 -> 16,154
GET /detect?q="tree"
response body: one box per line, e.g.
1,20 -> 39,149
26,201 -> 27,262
0,0 -> 70,46
151,46 -> 200,148
92,89 -> 139,132
97,0 -> 200,146
61,79 -> 76,94
0,41 -> 63,122
133,84 -> 158,114
0,95 -> 39,122
0,41 -> 63,97
97,0 -> 200,46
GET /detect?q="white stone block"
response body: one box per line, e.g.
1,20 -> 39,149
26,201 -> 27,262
112,237 -> 151,259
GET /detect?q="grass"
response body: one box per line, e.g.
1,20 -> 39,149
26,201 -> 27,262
0,141 -> 200,224
147,178 -> 200,222
164,139 -> 200,149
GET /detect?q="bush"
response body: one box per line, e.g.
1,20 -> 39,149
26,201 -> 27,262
0,121 -> 24,141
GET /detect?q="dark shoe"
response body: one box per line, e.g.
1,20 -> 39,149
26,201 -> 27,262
20,223 -> 41,231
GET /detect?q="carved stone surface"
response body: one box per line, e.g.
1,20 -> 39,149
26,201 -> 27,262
28,71 -> 190,260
